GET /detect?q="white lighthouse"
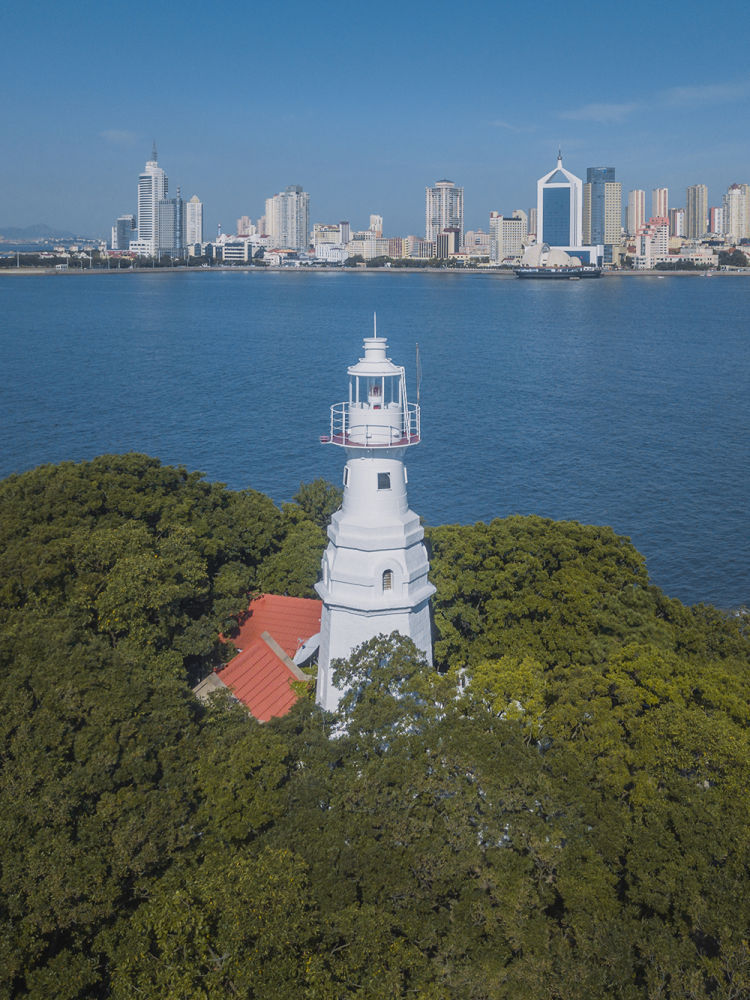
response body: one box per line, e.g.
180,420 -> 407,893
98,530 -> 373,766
315,326 -> 436,712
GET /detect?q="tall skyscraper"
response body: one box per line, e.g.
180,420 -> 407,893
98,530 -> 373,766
583,167 -> 621,263
265,185 -> 310,250
134,143 -> 168,256
685,184 -> 708,239
722,184 -> 749,243
369,214 -> 383,237
158,188 -> 184,257
536,153 -> 582,248
186,196 -> 203,245
627,190 -> 646,236
425,180 -> 464,245
652,187 -> 669,219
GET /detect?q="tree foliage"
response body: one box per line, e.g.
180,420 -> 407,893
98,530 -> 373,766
1,456 -> 748,998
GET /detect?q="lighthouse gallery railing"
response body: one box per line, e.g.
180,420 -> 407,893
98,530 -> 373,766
324,401 -> 421,447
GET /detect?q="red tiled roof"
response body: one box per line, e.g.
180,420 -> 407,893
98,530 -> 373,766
232,594 -> 321,659
214,594 -> 322,722
218,637 -> 299,722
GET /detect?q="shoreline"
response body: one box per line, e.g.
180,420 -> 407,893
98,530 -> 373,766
1,265 -> 748,278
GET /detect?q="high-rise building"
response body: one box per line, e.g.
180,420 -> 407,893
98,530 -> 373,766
265,185 -> 310,250
686,184 -> 708,239
111,214 -> 135,251
627,190 -> 646,236
158,188 -> 184,257
536,153 -> 582,248
709,206 -> 724,236
237,215 -> 254,237
425,180 -> 464,245
369,214 -> 383,237
528,207 -> 538,239
652,187 -> 669,219
489,212 -> 524,263
133,143 -> 168,256
186,196 -> 203,246
722,184 -> 749,243
635,216 -> 669,269
583,167 -> 621,263
669,207 -> 685,238
512,209 -> 528,238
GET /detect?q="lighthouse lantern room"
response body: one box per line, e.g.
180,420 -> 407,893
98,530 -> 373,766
315,325 -> 436,712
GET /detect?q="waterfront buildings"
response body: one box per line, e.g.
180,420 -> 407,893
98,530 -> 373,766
627,190 -> 646,236
369,214 -> 383,237
489,212 -> 524,263
236,215 -> 254,237
634,216 -> 669,269
425,180 -> 464,245
669,207 -> 685,237
583,167 -> 621,263
131,145 -> 168,256
157,189 -> 184,258
265,185 -> 310,250
186,196 -> 203,246
536,153 -> 582,248
722,183 -> 749,242
686,184 -> 708,239
462,229 -> 491,255
652,187 -> 669,219
436,227 -> 460,258
709,206 -> 724,236
111,214 -> 135,251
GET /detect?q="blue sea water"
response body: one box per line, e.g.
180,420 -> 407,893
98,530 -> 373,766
1,270 -> 748,609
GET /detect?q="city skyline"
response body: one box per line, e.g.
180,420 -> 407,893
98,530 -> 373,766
3,0 -> 750,238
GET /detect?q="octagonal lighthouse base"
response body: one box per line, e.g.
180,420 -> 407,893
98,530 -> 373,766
315,448 -> 435,713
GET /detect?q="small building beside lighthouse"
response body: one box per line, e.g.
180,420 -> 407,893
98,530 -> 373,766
315,328 -> 436,712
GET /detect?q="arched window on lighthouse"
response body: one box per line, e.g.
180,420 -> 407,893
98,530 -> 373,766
382,569 -> 393,592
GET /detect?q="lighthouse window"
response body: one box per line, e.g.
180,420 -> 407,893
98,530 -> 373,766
343,467 -> 349,487
377,472 -> 391,490
382,569 -> 393,591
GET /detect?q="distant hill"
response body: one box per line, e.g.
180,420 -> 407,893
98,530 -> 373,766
0,224 -> 79,241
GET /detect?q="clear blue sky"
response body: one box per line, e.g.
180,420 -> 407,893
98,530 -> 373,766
3,0 -> 750,238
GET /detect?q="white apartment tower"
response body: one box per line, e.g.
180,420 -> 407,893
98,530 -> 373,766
134,144 -> 168,256
489,212 -> 524,263
426,180 -> 464,245
652,187 -> 669,219
627,190 -> 646,236
265,185 -> 310,250
722,184 -> 749,243
315,329 -> 435,713
185,196 -> 203,245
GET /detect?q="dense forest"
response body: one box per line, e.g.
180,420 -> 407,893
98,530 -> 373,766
0,454 -> 748,999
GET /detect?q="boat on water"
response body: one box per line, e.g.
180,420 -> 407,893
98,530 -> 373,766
515,264 -> 602,279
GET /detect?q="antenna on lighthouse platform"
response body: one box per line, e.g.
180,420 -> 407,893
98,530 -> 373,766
416,342 -> 421,406
373,312 -> 377,338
